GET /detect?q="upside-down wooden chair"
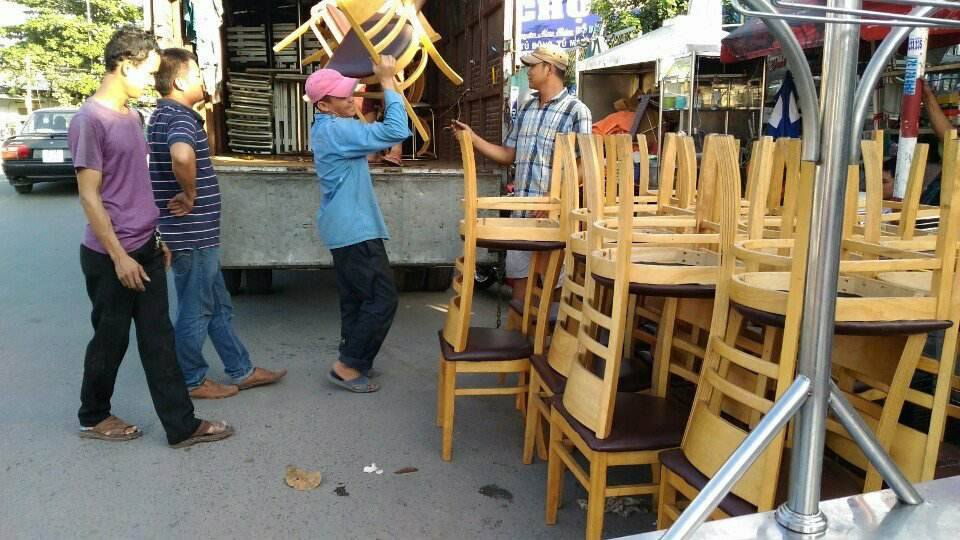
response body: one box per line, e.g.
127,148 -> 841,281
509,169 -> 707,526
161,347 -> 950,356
593,135 -> 778,403
504,132 -> 572,339
436,130 -> 564,462
827,134 -> 960,488
543,134 -> 743,540
274,0 -> 463,144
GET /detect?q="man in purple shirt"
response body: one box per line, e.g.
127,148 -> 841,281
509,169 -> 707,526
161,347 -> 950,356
68,26 -> 232,448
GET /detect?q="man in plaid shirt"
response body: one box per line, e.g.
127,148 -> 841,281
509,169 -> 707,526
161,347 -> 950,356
453,44 -> 592,302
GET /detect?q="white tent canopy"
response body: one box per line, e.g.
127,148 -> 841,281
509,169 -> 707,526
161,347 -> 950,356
577,8 -> 727,74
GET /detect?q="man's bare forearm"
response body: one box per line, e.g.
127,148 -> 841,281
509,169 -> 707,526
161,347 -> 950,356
470,135 -> 516,165
78,174 -> 126,261
170,143 -> 198,198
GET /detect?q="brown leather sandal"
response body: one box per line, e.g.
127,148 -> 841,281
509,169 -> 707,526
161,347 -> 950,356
78,415 -> 143,442
170,420 -> 235,449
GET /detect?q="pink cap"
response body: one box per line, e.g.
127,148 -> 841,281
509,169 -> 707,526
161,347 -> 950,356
303,69 -> 358,104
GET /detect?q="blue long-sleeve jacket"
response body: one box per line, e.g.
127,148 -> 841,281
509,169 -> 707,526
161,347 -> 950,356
310,89 -> 410,249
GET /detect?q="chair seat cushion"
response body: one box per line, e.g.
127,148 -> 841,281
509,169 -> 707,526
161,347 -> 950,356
731,302 -> 953,336
327,16 -> 415,78
659,447 -> 863,517
551,392 -> 688,452
530,354 -> 566,394
476,238 -> 566,252
439,328 -> 532,362
592,273 -> 715,298
507,298 -> 560,325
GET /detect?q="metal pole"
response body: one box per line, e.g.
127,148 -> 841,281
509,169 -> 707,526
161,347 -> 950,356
828,383 -> 924,504
662,376 -> 812,540
744,0 -> 821,161
774,1 -> 861,534
849,5 -> 937,163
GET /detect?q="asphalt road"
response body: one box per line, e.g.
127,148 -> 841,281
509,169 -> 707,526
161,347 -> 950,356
0,176 -> 657,538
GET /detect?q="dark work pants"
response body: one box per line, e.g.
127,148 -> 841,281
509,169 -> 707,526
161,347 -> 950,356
79,239 -> 201,445
330,239 -> 399,372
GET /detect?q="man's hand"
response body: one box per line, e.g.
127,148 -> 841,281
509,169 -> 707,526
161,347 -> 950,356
374,55 -> 398,90
451,120 -> 475,140
162,242 -> 172,270
114,253 -> 150,292
168,192 -> 195,217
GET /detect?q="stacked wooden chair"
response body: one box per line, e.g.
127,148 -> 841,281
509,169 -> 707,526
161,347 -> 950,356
273,0 -> 463,144
656,134 -> 960,527
540,134 -> 765,540
436,130 -> 565,462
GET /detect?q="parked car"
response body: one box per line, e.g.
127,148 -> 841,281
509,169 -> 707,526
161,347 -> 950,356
2,107 -> 79,194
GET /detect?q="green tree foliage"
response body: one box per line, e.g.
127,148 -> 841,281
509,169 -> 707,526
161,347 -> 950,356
0,1 -> 141,105
590,0 -> 689,46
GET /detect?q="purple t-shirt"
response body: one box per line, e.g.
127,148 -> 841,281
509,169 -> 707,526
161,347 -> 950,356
68,99 -> 159,254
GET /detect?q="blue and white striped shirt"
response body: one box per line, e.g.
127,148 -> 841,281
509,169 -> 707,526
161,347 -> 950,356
505,89 -> 592,198
147,99 -> 222,251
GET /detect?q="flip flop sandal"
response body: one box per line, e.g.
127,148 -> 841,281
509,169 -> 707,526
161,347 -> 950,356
380,155 -> 404,167
170,421 -> 235,449
79,415 -> 143,441
327,370 -> 380,393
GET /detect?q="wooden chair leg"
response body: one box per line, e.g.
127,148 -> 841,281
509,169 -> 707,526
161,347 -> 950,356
436,355 -> 445,427
585,452 -> 609,540
653,298 -> 679,395
545,415 -> 565,524
648,460 -> 661,511
522,373 -> 541,464
656,467 -> 675,529
535,403 -> 550,461
441,362 -> 457,461
516,370 -> 528,411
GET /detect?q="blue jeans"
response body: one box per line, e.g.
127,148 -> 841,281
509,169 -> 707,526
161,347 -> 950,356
171,247 -> 253,388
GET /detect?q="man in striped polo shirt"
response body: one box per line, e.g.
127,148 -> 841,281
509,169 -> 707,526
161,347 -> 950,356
148,48 -> 286,400
452,44 -> 592,303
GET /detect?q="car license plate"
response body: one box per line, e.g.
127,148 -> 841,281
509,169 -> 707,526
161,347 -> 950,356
42,149 -> 64,163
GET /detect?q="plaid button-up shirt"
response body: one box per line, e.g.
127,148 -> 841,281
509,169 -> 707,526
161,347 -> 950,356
505,89 -> 592,198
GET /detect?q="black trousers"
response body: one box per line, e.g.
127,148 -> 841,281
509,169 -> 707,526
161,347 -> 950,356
79,239 -> 200,445
330,239 -> 399,372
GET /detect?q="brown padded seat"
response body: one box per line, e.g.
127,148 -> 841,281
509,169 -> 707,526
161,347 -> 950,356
936,440 -> 960,479
550,392 -> 688,452
592,273 -> 715,299
326,16 -> 414,78
439,328 -> 532,362
659,447 -> 863,517
476,239 -> 566,252
507,298 -> 560,325
731,302 -> 953,336
530,354 -> 566,394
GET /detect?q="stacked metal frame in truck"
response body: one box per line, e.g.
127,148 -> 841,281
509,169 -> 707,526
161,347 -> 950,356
225,72 -> 274,154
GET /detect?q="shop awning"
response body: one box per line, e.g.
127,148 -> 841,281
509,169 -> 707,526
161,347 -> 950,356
720,1 -> 960,63
578,14 -> 727,74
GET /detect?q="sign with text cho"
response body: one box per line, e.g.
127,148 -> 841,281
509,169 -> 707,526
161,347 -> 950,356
519,0 -> 599,52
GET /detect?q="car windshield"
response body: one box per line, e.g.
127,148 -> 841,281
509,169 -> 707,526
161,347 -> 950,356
21,111 -> 76,134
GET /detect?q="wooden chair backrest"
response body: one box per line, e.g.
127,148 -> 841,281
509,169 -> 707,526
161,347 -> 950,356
560,134 -> 633,439
442,130 -> 479,352
545,134 -> 589,377
681,146 -> 817,511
